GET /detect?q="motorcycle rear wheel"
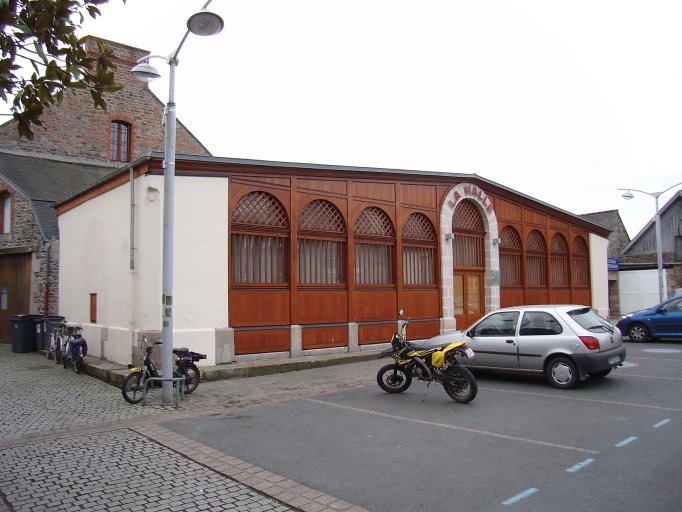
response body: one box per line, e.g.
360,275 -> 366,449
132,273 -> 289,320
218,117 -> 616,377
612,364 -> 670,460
442,366 -> 478,403
377,364 -> 412,393
122,371 -> 145,404
177,365 -> 200,394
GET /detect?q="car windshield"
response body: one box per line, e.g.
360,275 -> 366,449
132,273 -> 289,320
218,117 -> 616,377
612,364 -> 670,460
566,307 -> 614,333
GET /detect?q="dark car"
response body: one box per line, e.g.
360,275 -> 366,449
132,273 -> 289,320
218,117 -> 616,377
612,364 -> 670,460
616,295 -> 682,342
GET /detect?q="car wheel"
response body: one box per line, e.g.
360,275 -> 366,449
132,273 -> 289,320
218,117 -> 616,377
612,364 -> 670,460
547,356 -> 579,389
627,323 -> 649,342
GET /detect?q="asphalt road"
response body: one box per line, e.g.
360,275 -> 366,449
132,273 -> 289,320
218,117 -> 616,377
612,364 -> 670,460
162,340 -> 682,512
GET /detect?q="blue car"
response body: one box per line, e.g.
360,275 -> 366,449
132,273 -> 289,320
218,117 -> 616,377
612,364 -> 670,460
616,295 -> 682,342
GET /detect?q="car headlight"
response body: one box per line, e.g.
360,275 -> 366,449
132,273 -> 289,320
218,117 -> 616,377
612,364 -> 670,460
620,313 -> 633,320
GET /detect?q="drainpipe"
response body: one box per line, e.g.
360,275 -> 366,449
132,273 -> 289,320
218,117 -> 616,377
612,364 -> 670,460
44,244 -> 50,315
130,166 -> 135,270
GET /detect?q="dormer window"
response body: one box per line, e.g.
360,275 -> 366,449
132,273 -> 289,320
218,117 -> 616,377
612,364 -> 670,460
110,121 -> 131,162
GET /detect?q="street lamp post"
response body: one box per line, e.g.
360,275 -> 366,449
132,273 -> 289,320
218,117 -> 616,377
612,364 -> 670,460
619,181 -> 682,304
131,2 -> 223,404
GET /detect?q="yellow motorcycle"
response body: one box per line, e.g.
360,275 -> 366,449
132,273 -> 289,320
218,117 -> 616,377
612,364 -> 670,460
377,312 -> 478,403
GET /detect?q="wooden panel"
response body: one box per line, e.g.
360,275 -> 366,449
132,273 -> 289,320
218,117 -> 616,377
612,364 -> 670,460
229,289 -> 290,326
298,179 -> 347,195
549,288 -> 572,304
297,289 -> 348,324
352,181 -> 395,202
526,288 -> 549,304
235,328 -> 289,355
353,289 -> 397,322
572,288 -> 592,306
523,208 -> 547,226
550,217 -> 569,230
0,253 -> 31,344
401,289 -> 439,318
231,176 -> 291,188
400,184 -> 437,208
358,323 -> 396,345
302,325 -> 348,350
405,320 -> 440,341
495,199 -> 523,222
501,288 -> 525,308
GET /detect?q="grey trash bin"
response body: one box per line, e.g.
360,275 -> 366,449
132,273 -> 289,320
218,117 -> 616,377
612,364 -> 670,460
10,314 -> 41,353
34,316 -> 65,351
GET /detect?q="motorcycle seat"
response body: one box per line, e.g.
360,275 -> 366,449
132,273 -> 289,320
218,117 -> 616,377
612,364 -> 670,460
173,347 -> 190,356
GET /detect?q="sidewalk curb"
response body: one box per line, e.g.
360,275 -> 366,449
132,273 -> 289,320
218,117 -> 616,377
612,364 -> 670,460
38,349 -> 383,387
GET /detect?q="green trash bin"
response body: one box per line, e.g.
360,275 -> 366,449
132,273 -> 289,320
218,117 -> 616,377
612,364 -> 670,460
11,314 -> 41,353
34,316 -> 65,351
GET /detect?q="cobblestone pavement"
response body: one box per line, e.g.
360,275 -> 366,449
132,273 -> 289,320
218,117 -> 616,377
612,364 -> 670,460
0,345 -> 379,512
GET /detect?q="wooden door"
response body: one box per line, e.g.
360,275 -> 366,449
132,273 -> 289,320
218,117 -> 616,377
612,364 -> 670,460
454,270 -> 484,330
0,253 -> 31,343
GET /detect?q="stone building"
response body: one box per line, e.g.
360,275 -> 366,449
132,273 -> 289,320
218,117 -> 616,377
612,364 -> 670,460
0,37 -> 209,344
580,210 -> 630,317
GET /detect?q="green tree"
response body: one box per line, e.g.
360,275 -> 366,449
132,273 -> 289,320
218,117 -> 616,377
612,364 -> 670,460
0,0 -> 124,139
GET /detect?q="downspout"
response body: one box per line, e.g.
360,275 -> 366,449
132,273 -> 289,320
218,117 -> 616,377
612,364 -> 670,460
43,243 -> 50,315
130,166 -> 135,270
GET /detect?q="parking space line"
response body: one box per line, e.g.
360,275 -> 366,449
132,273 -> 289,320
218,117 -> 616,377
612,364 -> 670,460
654,419 -> 671,428
478,387 -> 682,412
627,357 -> 682,362
616,374 -> 682,381
615,437 -> 638,447
304,398 -> 599,454
502,488 -> 538,505
566,458 -> 594,472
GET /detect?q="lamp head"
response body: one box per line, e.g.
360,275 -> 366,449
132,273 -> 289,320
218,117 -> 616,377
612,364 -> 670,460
621,190 -> 634,200
131,61 -> 162,83
187,10 -> 224,36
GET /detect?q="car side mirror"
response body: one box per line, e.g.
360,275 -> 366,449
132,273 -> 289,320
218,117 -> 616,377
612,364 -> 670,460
655,307 -> 665,314
466,330 -> 473,338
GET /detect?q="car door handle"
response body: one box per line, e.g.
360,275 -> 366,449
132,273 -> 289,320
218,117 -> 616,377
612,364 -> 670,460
506,340 -> 515,344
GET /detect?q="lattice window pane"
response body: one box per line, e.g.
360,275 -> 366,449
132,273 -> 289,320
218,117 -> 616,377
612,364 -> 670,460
501,253 -> 521,286
355,243 -> 393,284
526,230 -> 547,252
354,207 -> 395,237
452,200 -> 484,232
526,255 -> 548,286
500,226 -> 522,249
572,236 -> 588,255
298,239 -> 345,284
298,200 -> 345,232
572,258 -> 590,286
232,191 -> 289,227
231,234 -> 287,283
551,256 -> 569,286
403,246 -> 435,284
551,233 -> 569,253
402,213 -> 436,241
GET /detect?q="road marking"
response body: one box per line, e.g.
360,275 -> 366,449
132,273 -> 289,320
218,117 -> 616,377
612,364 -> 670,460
303,398 -> 599,454
617,373 -> 682,382
479,387 -> 682,412
566,458 -> 594,472
641,349 -> 682,354
502,488 -> 538,505
627,357 -> 682,362
615,436 -> 638,447
654,419 -> 670,428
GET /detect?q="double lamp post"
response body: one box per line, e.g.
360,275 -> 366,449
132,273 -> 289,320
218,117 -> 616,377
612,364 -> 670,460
131,2 -> 223,404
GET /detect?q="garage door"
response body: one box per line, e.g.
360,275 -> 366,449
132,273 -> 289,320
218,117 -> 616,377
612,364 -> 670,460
619,269 -> 666,315
0,253 -> 31,343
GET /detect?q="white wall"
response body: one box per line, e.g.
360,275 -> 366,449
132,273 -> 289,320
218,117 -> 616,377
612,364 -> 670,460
59,172 -> 229,365
589,233 -> 609,318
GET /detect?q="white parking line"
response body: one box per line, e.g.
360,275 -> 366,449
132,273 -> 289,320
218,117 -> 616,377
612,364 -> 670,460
654,419 -> 671,428
566,458 -> 594,472
502,488 -> 538,505
304,398 -> 599,454
615,436 -> 638,447
616,373 -> 682,381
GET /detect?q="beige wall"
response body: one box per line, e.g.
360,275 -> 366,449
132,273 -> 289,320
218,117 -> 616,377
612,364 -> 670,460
589,233 -> 610,318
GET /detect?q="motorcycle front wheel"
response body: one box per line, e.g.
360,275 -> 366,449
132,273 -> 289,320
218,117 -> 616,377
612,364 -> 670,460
377,364 -> 412,393
442,366 -> 478,403
122,371 -> 145,404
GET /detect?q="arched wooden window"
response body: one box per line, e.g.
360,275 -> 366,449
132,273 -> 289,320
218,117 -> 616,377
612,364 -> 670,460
298,200 -> 346,284
551,233 -> 570,286
110,121 -> 131,162
354,207 -> 395,284
231,191 -> 289,283
500,225 -> 522,286
452,200 -> 485,268
526,230 -> 548,286
402,213 -> 436,285
572,236 -> 590,286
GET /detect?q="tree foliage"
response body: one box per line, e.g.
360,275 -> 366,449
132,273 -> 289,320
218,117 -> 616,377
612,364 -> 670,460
0,0 -> 124,139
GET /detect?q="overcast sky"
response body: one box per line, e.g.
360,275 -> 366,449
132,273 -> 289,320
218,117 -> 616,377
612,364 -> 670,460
6,1 -> 682,239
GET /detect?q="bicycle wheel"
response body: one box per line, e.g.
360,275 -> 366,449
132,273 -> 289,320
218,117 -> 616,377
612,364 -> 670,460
122,372 -> 145,404
74,354 -> 83,373
55,336 -> 63,364
63,340 -> 70,368
46,337 -> 54,361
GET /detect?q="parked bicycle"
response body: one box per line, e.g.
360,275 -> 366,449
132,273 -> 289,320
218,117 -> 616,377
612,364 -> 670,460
61,326 -> 87,373
46,321 -> 62,362
122,336 -> 206,404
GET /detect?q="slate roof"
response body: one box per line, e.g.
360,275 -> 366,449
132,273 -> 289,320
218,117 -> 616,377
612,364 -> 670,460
579,209 -> 621,231
0,151 -> 118,240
